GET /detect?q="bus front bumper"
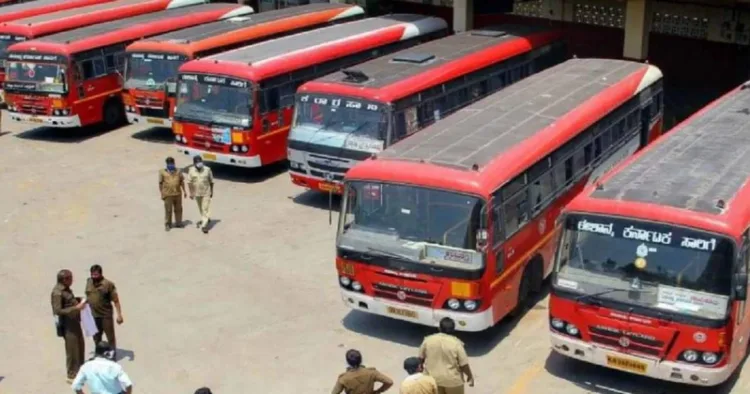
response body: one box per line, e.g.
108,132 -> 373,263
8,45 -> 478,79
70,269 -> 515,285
550,332 -> 732,386
8,112 -> 81,128
177,146 -> 261,168
127,113 -> 172,127
340,289 -> 494,332
290,172 -> 343,194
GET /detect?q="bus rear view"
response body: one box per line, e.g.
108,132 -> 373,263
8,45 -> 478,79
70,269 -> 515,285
549,83 -> 750,386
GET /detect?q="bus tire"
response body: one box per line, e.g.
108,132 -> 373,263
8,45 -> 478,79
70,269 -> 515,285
511,265 -> 532,317
530,256 -> 544,294
103,98 -> 125,129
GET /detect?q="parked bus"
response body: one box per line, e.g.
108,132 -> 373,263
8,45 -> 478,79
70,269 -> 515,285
288,25 -> 567,194
0,0 -> 209,103
0,0 -> 117,24
4,3 -> 253,129
548,83 -> 750,386
173,14 -> 448,168
335,58 -> 664,332
123,3 -> 364,128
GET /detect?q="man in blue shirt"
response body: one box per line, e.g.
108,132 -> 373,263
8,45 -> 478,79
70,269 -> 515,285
71,342 -> 133,394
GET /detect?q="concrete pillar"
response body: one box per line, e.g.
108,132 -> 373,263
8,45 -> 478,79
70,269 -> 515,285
453,0 -> 474,33
623,0 -> 650,60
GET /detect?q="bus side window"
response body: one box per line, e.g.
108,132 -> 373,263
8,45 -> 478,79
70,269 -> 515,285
503,189 -> 529,237
80,60 -> 96,80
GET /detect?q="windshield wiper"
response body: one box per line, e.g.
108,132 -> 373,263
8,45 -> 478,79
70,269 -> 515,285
366,246 -> 414,261
575,288 -> 633,304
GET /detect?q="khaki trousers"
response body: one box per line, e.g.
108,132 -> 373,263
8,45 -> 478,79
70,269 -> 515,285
163,195 -> 183,226
64,325 -> 85,379
438,386 -> 465,394
195,196 -> 211,228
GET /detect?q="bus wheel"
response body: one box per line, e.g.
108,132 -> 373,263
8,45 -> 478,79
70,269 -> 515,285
103,99 -> 125,129
511,266 -> 532,317
530,256 -> 544,294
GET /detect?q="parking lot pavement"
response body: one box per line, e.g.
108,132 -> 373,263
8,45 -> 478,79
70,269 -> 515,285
1,113 -> 750,393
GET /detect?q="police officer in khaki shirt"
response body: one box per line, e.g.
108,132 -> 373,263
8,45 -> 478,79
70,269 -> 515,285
418,318 -> 474,394
85,264 -> 123,359
187,155 -> 214,234
159,156 -> 186,231
332,349 -> 394,394
51,269 -> 87,382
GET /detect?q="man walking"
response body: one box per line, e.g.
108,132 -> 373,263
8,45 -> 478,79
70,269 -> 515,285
158,156 -> 186,231
71,341 -> 133,394
187,155 -> 214,234
418,318 -> 474,394
51,269 -> 87,383
331,349 -> 393,394
400,357 -> 437,394
85,264 -> 123,359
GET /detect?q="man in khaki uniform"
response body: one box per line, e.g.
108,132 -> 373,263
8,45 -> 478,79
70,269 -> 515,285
85,264 -> 123,359
159,156 -> 186,231
331,349 -> 393,394
418,318 -> 474,394
400,357 -> 438,394
187,155 -> 214,234
51,269 -> 86,382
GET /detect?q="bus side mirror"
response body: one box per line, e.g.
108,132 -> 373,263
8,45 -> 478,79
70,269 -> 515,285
736,273 -> 748,300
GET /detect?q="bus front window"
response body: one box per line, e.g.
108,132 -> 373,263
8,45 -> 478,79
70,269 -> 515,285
174,77 -> 253,128
554,214 -> 734,320
7,61 -> 67,94
338,181 -> 485,272
124,54 -> 184,92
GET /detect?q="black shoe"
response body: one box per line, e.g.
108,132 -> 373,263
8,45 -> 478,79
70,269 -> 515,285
202,227 -> 209,234
173,222 -> 184,228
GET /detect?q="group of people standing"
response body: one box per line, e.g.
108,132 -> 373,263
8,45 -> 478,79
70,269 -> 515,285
332,318 -> 475,394
159,155 -> 214,233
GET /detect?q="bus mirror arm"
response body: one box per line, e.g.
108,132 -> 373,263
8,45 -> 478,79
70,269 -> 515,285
735,272 -> 748,300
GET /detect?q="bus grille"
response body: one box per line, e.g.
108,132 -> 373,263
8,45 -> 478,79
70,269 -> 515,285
191,130 -> 227,153
373,282 -> 433,307
139,107 -> 168,118
588,326 -> 664,356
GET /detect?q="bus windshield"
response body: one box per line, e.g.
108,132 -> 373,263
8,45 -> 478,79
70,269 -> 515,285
125,53 -> 185,92
294,93 -> 387,152
174,75 -> 253,128
338,181 -> 485,270
554,214 -> 734,320
6,60 -> 67,93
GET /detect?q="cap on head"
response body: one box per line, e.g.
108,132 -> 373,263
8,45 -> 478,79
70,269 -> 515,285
403,357 -> 422,374
95,341 -> 113,356
345,349 -> 362,368
166,157 -> 175,164
193,155 -> 203,164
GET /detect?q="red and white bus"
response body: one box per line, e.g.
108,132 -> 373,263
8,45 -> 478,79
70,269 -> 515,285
549,83 -> 750,386
4,3 -> 253,129
335,58 -> 664,332
0,0 -> 117,24
173,14 -> 448,168
0,0 -> 210,102
123,2 -> 364,128
288,25 -> 567,194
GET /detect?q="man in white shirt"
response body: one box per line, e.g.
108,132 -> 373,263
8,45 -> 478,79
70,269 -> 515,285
71,342 -> 132,394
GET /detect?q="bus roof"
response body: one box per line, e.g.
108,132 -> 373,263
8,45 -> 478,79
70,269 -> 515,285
0,0 -> 115,24
0,0 -> 205,38
126,3 -> 364,58
299,25 -> 562,103
347,58 -> 662,197
7,3 -> 253,56
178,14 -> 448,82
566,84 -> 750,237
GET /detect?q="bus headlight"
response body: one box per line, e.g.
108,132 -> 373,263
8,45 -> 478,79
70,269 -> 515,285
565,323 -> 579,336
447,298 -> 460,310
463,300 -> 478,311
551,318 -> 566,330
339,276 -> 351,287
231,145 -> 239,153
682,350 -> 699,363
701,352 -> 718,365
175,135 -> 182,142
61,109 -> 69,116
351,281 -> 363,292
53,109 -> 60,116
241,145 -> 249,153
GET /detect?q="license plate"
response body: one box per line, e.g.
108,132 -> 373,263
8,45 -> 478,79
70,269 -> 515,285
386,306 -> 417,319
319,182 -> 340,192
202,153 -> 217,161
28,117 -> 43,123
147,118 -> 164,125
606,354 -> 648,374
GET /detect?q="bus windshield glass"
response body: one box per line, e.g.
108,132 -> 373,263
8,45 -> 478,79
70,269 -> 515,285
125,53 -> 186,92
174,73 -> 252,128
0,35 -> 26,67
6,59 -> 67,93
554,214 -> 734,320
338,181 -> 485,270
294,93 -> 387,153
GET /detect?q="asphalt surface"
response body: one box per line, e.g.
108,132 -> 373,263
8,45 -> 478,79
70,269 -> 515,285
1,113 -> 749,393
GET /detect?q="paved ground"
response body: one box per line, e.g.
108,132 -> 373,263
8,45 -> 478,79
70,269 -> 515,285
1,113 -> 750,394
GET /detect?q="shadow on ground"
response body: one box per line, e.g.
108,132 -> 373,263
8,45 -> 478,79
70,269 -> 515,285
343,284 -> 550,357
14,124 -> 113,143
131,126 -> 174,145
291,189 -> 341,211
182,160 -> 287,184
544,348 -> 744,394
115,348 -> 136,362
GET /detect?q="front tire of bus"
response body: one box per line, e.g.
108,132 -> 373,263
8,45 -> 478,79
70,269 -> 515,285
103,99 -> 125,130
511,266 -> 532,317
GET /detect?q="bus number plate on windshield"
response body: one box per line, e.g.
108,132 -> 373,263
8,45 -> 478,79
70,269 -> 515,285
386,306 -> 417,319
606,354 -> 647,374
